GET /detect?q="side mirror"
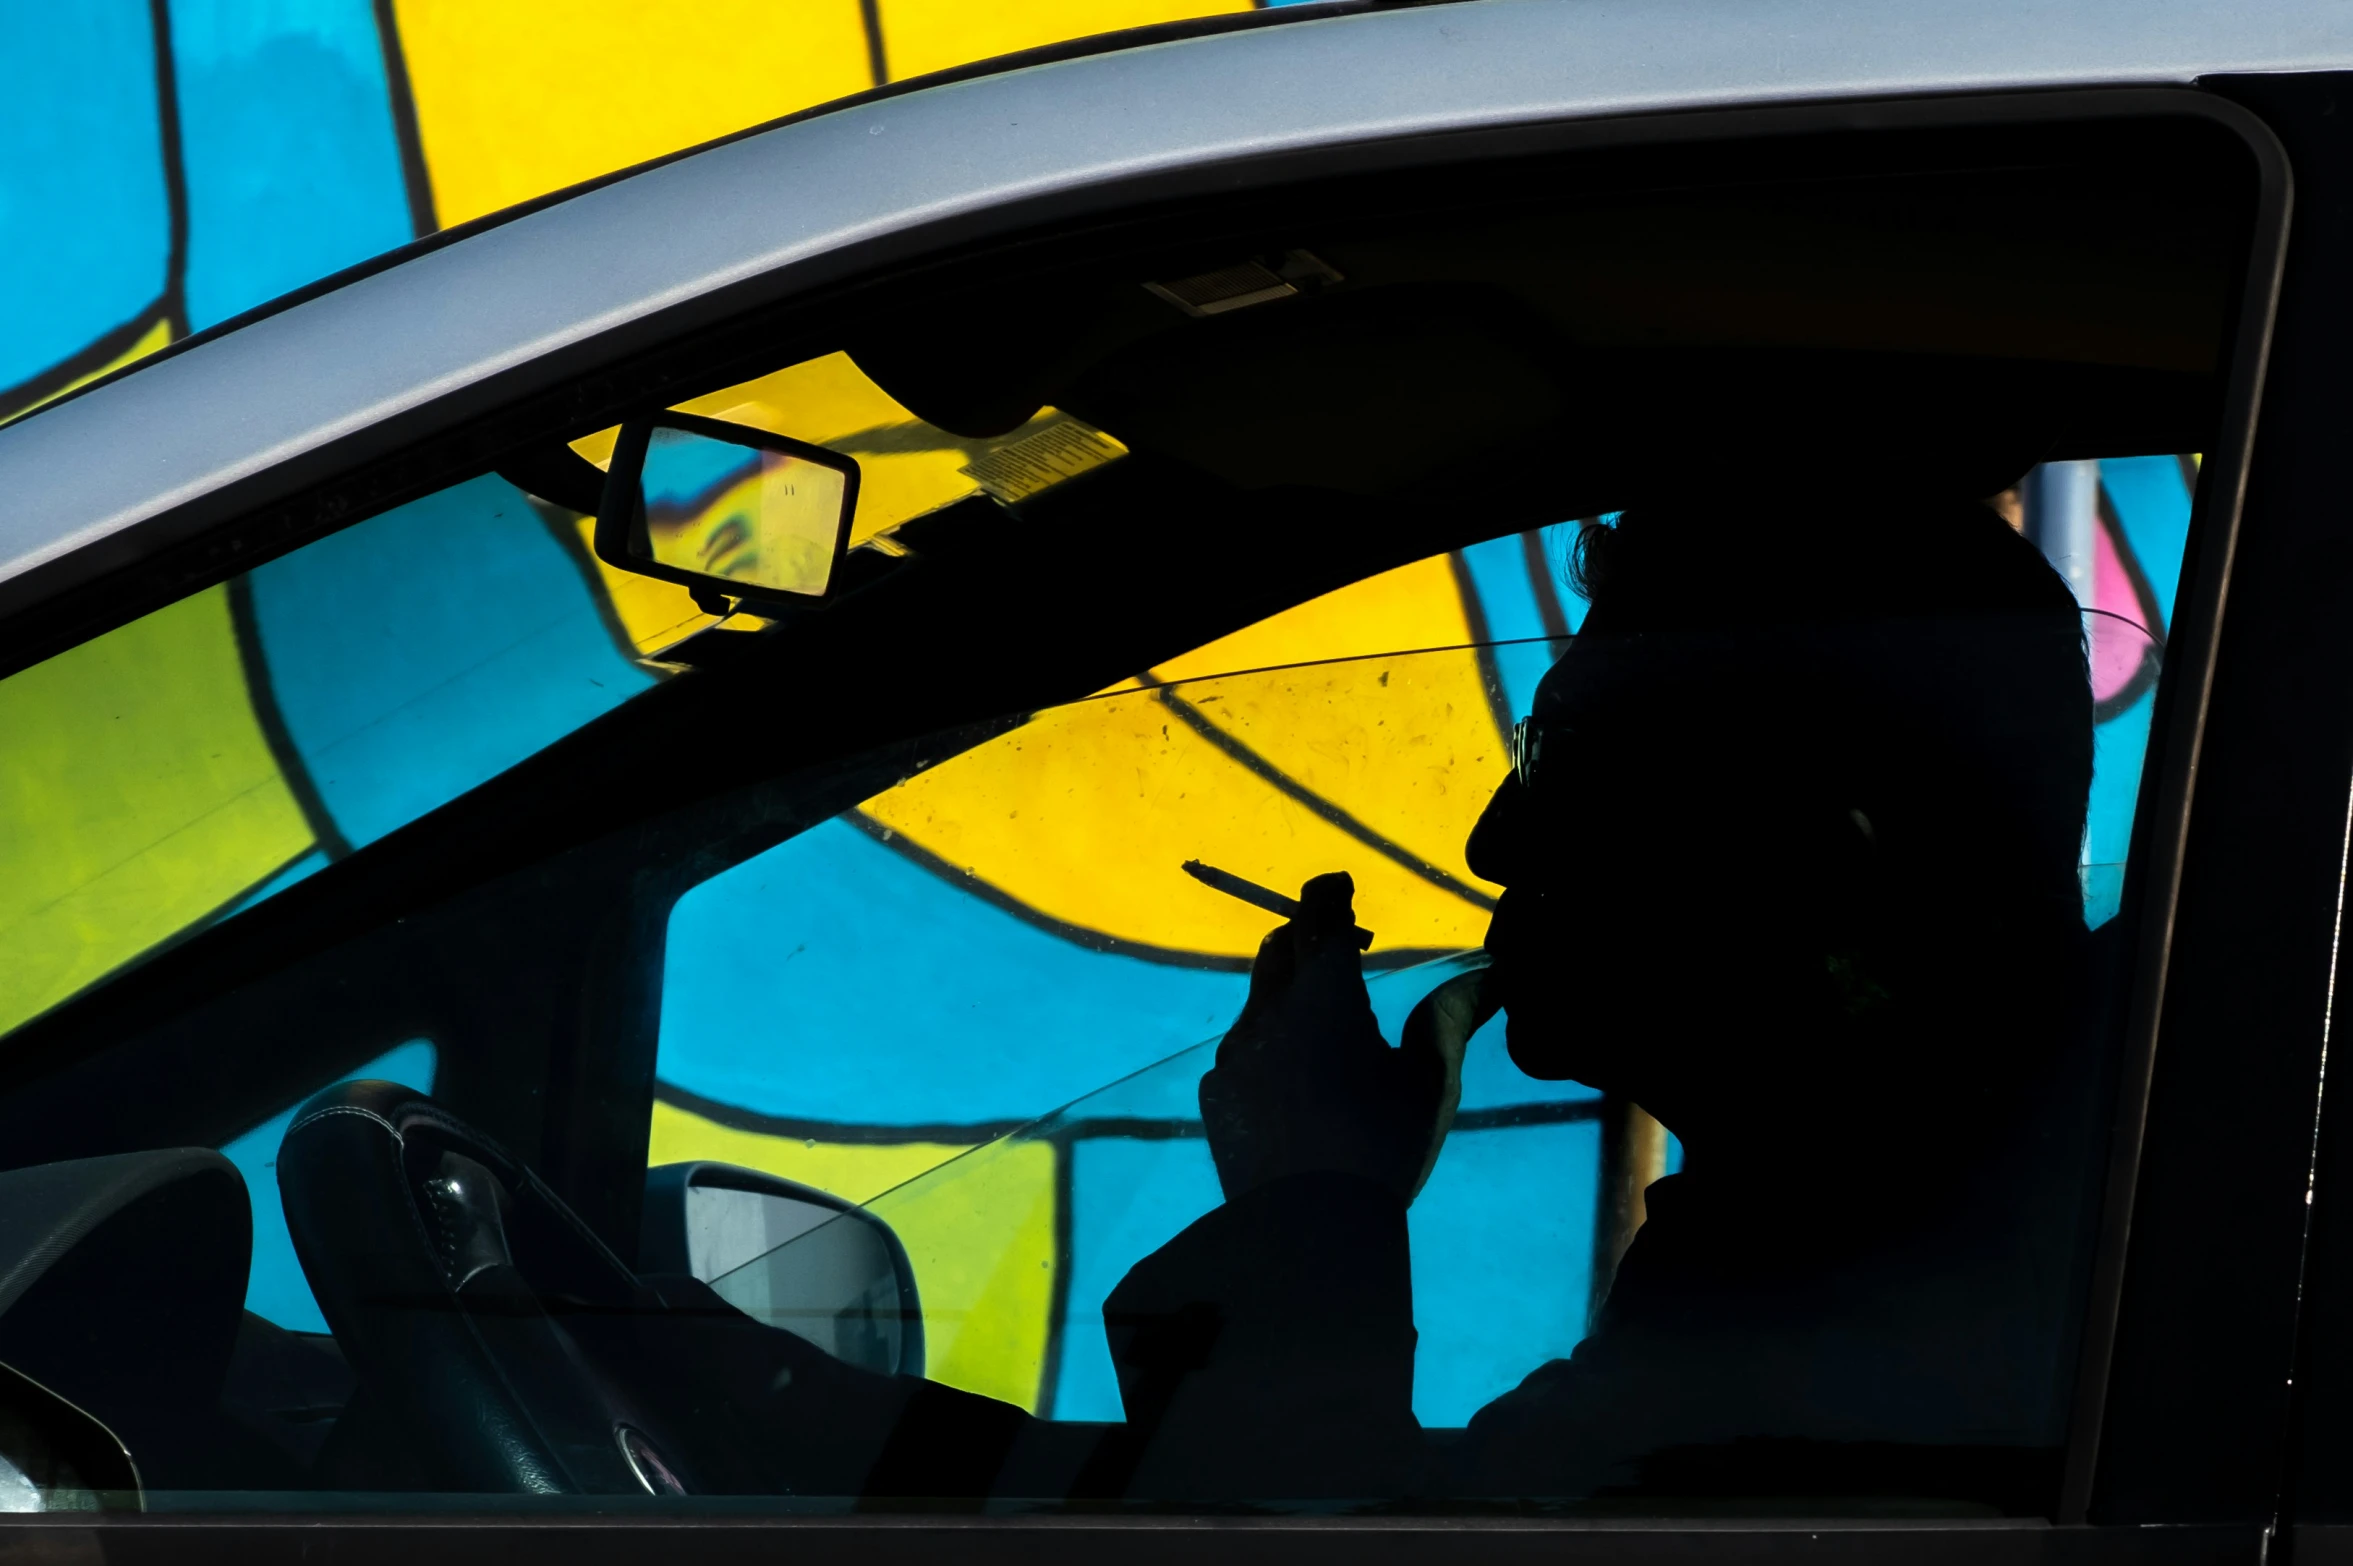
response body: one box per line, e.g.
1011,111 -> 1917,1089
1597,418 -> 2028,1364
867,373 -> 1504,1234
595,415 -> 860,608
0,1359 -> 140,1512
641,1163 -> 921,1378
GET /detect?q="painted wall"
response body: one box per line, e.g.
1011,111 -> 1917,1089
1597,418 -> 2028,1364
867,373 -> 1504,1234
0,0 -> 1283,419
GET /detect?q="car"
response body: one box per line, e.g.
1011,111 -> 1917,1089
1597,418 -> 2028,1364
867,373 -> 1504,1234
2,0 -> 2351,1558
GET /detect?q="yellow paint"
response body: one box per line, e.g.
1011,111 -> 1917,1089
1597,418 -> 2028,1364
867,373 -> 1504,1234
861,663 -> 1497,961
858,549 -> 1506,961
1151,552 -> 1487,684
645,1099 -> 1053,1409
678,352 -> 918,445
0,587 -> 313,1037
683,356 -> 1112,548
647,1098 -> 971,1204
865,1138 -> 1059,1412
390,0 -> 876,226
1172,652 -> 1505,902
3,313 -> 173,425
1148,553 -> 1508,885
877,0 -> 1250,82
569,517 -> 718,655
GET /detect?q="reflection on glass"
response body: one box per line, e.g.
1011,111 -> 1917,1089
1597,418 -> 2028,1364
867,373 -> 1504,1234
701,1184 -> 912,1377
2082,609 -> 2162,927
679,609 -> 2163,1428
640,427 -> 847,597
711,953 -> 1493,1411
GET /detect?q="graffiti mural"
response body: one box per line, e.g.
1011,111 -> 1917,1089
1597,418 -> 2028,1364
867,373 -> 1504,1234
0,0 -> 1279,421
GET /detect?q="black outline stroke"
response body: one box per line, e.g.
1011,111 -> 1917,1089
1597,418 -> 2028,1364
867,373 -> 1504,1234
1447,549 -> 1518,749
858,0 -> 890,87
1148,682 -> 1500,912
0,0 -> 190,423
0,306 -> 171,425
1520,524 -> 1575,643
653,1080 -> 1601,1155
146,0 -> 191,336
849,808 -> 1462,972
526,495 -> 660,667
370,0 -> 440,236
227,574 -> 355,860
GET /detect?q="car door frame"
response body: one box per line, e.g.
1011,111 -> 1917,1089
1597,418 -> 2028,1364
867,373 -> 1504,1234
0,77 -> 2324,1565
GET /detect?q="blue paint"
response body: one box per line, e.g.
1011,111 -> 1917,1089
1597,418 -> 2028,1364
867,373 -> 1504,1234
1054,1117 -> 1607,1426
220,1039 -> 438,1332
1409,1117 -> 1602,1425
645,427 -> 762,504
0,2 -> 171,392
168,0 -> 416,329
1456,527 -> 1584,721
1055,1134 -> 1225,1420
2099,456 -> 2194,634
246,475 -> 656,848
658,819 -> 1251,1126
2084,688 -> 2154,928
1457,1009 -> 1599,1111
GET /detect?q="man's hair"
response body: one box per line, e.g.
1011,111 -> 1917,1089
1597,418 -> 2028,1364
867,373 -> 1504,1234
1569,492 -> 2095,929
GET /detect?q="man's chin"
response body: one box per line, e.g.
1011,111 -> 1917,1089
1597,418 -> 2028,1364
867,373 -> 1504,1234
1502,1004 -> 1585,1081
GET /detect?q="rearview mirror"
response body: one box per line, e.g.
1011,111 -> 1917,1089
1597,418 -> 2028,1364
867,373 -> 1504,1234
595,415 -> 859,607
641,1163 -> 921,1378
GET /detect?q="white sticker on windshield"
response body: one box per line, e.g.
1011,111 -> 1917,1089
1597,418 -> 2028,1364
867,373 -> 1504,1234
960,416 -> 1126,505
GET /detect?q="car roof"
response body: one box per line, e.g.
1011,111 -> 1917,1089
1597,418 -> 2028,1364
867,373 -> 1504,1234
0,0 -> 2342,639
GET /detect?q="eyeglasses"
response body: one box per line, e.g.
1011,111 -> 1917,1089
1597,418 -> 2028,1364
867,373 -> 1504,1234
1509,716 -> 1558,791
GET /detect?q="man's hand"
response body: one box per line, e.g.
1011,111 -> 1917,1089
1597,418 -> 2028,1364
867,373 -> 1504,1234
1198,873 -> 1455,1204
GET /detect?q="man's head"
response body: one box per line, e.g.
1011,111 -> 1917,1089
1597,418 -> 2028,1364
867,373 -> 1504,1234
1468,491 -> 2092,1155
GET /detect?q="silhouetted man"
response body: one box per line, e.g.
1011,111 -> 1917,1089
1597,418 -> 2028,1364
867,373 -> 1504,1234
1101,490 -> 2098,1507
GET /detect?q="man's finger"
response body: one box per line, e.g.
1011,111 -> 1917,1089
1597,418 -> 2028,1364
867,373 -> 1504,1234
1243,922 -> 1298,1008
1294,872 -> 1357,960
1220,923 -> 1298,1067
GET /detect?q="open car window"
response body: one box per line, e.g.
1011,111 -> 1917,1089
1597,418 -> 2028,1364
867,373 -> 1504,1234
0,100 -> 2269,1524
659,509 -> 2174,1440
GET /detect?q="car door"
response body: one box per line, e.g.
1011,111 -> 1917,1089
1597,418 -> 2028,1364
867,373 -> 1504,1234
0,11 -> 2338,1563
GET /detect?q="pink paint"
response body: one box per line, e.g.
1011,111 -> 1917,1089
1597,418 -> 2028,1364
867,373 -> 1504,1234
2087,515 -> 2156,704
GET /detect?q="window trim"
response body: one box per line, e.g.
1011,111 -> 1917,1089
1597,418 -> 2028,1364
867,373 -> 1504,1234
2049,91 -> 2293,1528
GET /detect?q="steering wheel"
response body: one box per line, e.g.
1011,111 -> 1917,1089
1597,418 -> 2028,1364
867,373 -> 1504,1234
282,1080 -> 1033,1497
279,1080 -> 737,1494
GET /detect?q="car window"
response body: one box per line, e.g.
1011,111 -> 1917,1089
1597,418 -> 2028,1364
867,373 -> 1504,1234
650,530 -> 1602,1415
0,472 -> 671,1043
0,108 -> 2263,1522
666,456 -> 2184,1433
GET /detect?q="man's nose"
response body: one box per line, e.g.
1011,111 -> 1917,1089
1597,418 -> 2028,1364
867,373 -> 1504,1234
1465,772 -> 1531,885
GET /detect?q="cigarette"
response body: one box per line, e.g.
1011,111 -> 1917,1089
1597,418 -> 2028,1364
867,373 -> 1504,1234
1180,860 -> 1376,950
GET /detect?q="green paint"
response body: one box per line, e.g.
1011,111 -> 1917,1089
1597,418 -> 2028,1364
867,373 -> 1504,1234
0,585 -> 313,1037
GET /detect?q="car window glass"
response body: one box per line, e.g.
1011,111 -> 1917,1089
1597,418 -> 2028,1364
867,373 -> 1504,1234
0,473 -> 662,1043
670,479 -> 2178,1433
0,110 -> 2258,1519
